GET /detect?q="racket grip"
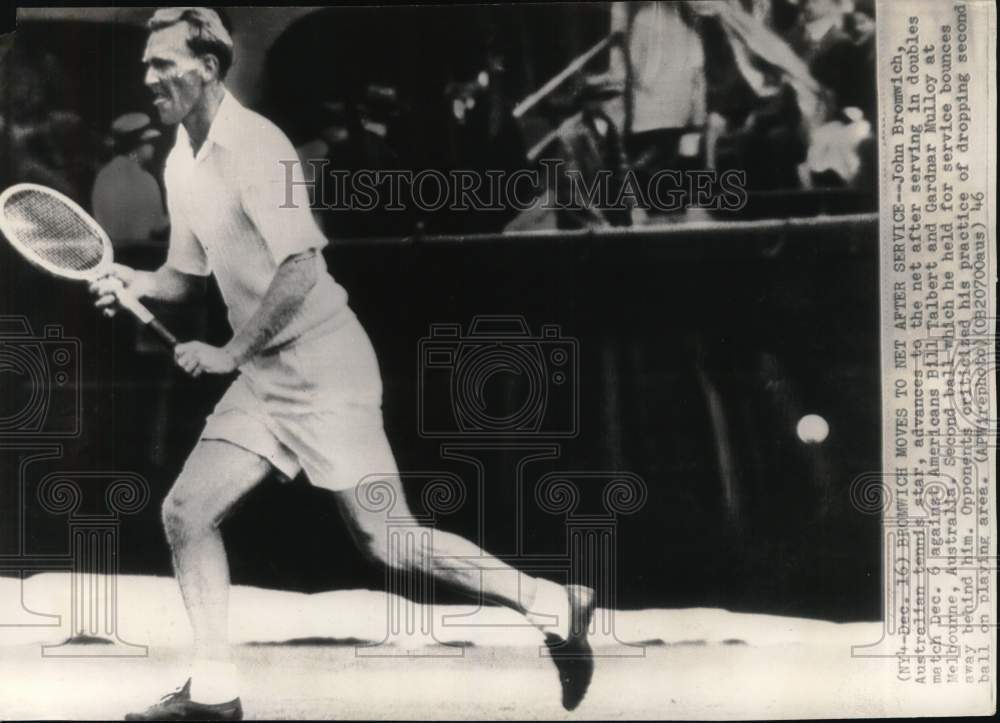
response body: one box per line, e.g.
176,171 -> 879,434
146,319 -> 178,348
114,287 -> 178,349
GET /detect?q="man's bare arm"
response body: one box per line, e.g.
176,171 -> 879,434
223,250 -> 318,365
90,264 -> 205,313
133,265 -> 207,303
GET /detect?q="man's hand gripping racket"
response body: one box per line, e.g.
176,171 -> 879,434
92,269 -> 234,375
0,183 -> 178,347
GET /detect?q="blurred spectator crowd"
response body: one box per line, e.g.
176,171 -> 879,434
526,0 -> 877,230
1,0 -> 876,242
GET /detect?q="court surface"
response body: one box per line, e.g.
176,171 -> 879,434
0,574 -> 970,719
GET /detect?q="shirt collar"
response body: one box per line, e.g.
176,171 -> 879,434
205,89 -> 241,150
177,88 -> 240,161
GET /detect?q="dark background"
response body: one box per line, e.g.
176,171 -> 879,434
2,219 -> 882,622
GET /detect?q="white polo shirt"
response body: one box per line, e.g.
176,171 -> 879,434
164,90 -> 349,350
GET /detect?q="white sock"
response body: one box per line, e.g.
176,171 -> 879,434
525,578 -> 570,640
189,660 -> 239,704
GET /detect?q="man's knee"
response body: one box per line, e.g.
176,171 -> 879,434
161,441 -> 270,544
161,481 -> 213,544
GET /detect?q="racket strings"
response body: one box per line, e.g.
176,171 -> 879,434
2,190 -> 106,272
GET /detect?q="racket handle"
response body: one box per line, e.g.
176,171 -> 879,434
115,287 -> 178,349
146,318 -> 179,348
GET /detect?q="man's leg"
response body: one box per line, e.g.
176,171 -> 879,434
332,477 -> 596,710
334,479 -> 538,614
161,441 -> 272,697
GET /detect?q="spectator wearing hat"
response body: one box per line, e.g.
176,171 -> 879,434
91,112 -> 169,248
547,74 -> 633,230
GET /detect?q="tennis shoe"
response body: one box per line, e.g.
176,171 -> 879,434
124,679 -> 243,721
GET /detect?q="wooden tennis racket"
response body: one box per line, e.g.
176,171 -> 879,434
0,183 -> 177,347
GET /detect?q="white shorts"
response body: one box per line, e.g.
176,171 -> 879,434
200,312 -> 399,491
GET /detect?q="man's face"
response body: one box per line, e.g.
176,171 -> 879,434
135,141 -> 156,166
142,23 -> 207,125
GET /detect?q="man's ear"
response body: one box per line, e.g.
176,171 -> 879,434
200,54 -> 221,82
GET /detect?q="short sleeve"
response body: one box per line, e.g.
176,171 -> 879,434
164,162 -> 210,276
240,127 -> 329,265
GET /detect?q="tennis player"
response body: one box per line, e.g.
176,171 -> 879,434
91,8 -> 595,720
